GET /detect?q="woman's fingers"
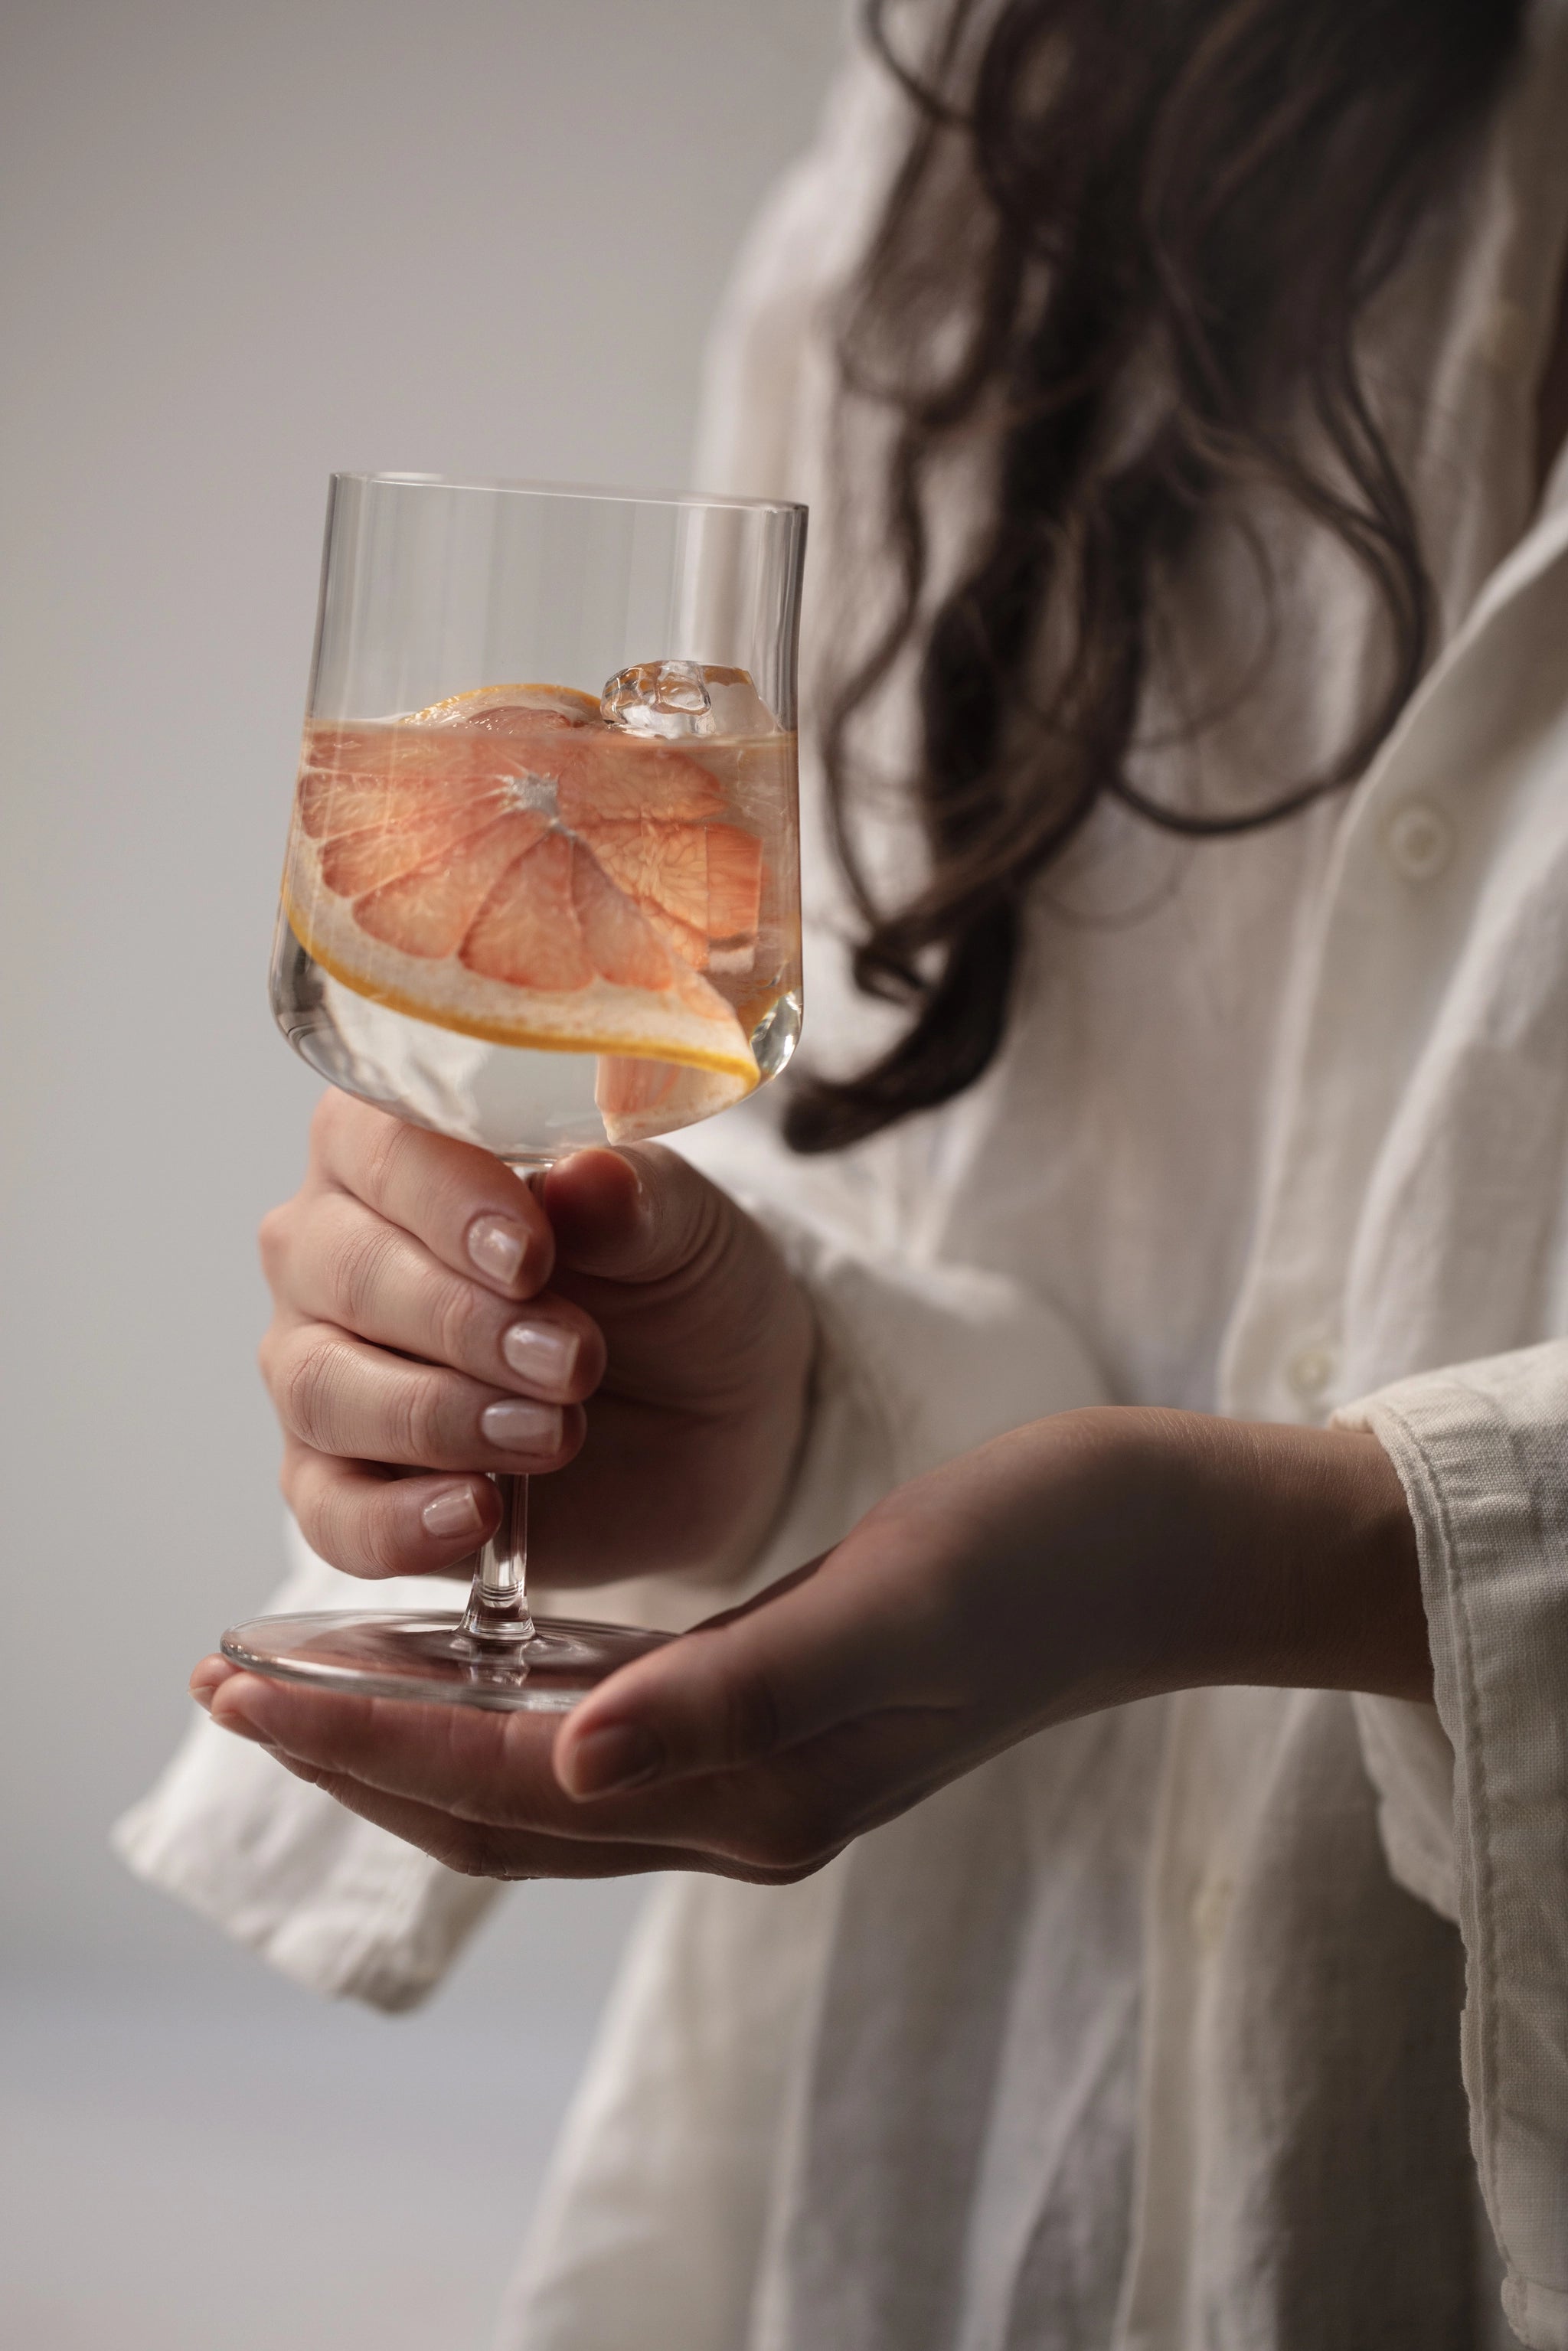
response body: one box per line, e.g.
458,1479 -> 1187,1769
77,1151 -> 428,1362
551,1429 -> 1103,1801
196,1659 -> 954,1882
261,1317 -> 585,1473
305,1091 -> 554,1300
190,1654 -> 237,1707
278,1187 -> 605,1403
543,1144 -> 727,1285
278,1439 -> 500,1579
554,1512 -> 959,1800
259,1764 -> 733,1882
206,1673 -> 628,1833
189,1662 -> 733,1876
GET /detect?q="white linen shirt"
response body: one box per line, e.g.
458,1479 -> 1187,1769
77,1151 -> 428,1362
119,9 -> 1568,2346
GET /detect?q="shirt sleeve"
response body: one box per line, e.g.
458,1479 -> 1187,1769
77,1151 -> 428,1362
111,1524 -> 501,2013
731,1207 -> 1115,1613
1334,1339 -> 1568,2351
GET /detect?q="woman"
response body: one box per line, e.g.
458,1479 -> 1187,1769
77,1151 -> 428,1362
122,2 -> 1568,2343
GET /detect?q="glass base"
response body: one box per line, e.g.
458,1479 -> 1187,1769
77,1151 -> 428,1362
220,1609 -> 669,1713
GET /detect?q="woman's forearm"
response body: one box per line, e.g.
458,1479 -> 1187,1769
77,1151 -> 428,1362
195,1399 -> 1434,1882
1081,1407 -> 1431,1706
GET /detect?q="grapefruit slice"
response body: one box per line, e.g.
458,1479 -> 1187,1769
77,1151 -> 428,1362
283,687 -> 766,1133
593,1052 -> 756,1144
409,681 -> 603,730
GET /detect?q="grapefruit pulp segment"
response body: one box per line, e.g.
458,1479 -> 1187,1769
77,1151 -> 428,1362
301,752 -> 527,841
461,831 -> 594,993
573,817 -> 763,946
551,733 -> 727,825
354,811 -> 550,960
318,788 -> 517,897
570,843 -> 676,989
639,903 -> 710,969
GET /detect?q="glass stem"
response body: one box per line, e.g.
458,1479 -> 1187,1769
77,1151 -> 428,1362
459,1474 -> 534,1646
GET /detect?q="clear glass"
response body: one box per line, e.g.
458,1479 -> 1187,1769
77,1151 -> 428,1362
223,473 -> 805,1710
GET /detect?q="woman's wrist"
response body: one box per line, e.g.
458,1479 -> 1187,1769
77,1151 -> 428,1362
709,1262 -> 821,1585
1111,1407 -> 1431,1705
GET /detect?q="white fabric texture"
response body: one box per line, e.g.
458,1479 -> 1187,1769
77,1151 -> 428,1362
118,5 -> 1568,2346
1341,1352 -> 1568,2349
112,1530 -> 505,2010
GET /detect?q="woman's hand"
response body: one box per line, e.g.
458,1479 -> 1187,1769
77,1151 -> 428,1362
192,1404 -> 1426,1884
256,1089 -> 815,1588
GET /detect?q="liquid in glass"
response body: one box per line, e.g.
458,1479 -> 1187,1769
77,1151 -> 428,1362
271,660 -> 802,1163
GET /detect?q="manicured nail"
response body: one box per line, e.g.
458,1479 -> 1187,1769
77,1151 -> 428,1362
420,1482 -> 486,1540
212,1693 -> 273,1746
468,1214 -> 527,1288
502,1318 -> 580,1393
480,1398 -> 561,1454
563,1721 -> 664,1798
623,1161 -> 656,1233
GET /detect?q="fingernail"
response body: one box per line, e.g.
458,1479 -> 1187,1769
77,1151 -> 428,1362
421,1482 -> 486,1540
624,1160 -> 656,1232
191,1683 -> 215,1715
563,1721 -> 664,1798
480,1398 -> 562,1454
502,1319 -> 580,1393
213,1694 -> 273,1746
468,1214 -> 527,1288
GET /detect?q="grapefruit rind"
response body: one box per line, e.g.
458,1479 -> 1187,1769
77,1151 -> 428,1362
402,683 -> 604,727
282,861 -> 760,1095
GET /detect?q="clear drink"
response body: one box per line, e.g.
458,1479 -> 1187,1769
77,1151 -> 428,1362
229,475 -> 807,1714
270,670 -> 802,1161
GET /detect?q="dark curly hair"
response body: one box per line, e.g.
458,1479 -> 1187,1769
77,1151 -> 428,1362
784,0 -> 1529,1153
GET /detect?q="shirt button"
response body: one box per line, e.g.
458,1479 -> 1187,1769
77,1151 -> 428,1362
1384,802 -> 1454,882
1288,1344 -> 1337,1403
1191,1876 -> 1234,1953
1481,296 -> 1531,374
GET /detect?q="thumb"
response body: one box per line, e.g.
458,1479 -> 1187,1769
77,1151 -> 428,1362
542,1143 -> 731,1287
551,1546 -> 929,1800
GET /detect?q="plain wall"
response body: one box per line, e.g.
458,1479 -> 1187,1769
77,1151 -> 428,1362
0,0 -> 846,1989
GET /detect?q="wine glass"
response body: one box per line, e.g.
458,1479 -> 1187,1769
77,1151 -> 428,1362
221,472 -> 806,1710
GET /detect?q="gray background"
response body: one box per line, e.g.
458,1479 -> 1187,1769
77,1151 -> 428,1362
0,3 -> 844,2343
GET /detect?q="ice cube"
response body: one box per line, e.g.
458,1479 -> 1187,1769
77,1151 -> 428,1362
699,667 -> 779,738
599,661 -> 782,741
601,658 -> 716,740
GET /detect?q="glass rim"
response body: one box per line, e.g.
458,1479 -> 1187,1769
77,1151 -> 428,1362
335,470 -> 808,520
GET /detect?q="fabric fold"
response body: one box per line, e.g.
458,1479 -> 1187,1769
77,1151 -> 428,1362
1339,1340 -> 1568,2343
112,1534 -> 501,2012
